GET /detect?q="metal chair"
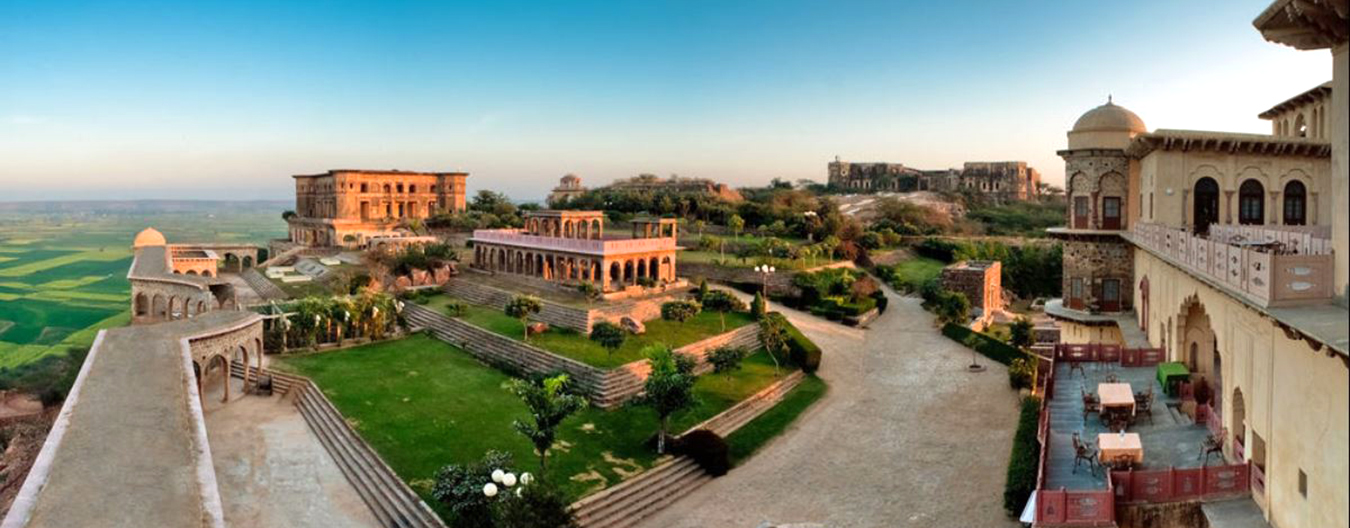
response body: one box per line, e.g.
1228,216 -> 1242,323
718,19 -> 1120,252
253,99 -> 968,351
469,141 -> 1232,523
1072,432 -> 1098,475
1199,429 -> 1226,465
1070,361 -> 1086,378
1082,390 -> 1101,424
1134,392 -> 1154,425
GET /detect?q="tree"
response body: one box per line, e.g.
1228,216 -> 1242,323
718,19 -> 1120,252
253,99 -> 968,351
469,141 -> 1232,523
508,374 -> 588,475
281,210 -> 297,221
1009,317 -> 1035,351
638,346 -> 698,454
701,290 -> 746,331
750,292 -> 768,320
505,295 -> 544,341
728,214 -> 745,241
696,279 -> 710,301
820,235 -> 841,260
660,299 -> 701,324
707,346 -> 747,385
758,314 -> 790,374
693,219 -> 706,238
589,322 -> 626,358
934,290 -> 971,327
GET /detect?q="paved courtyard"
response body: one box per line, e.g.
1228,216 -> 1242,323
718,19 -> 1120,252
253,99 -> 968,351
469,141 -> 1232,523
202,377 -> 380,528
637,292 -> 1022,528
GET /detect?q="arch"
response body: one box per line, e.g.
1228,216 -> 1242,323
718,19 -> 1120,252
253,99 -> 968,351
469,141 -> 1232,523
591,219 -> 602,239
1282,180 -> 1307,226
609,261 -> 621,285
1139,275 -> 1149,332
1293,113 -> 1307,138
206,354 -> 231,403
636,259 -> 647,281
661,256 -> 673,282
1178,296 -> 1219,411
1232,387 -> 1246,456
152,294 -> 167,320
1099,172 -> 1127,230
135,292 -> 150,317
242,255 -> 254,269
1193,177 -> 1220,234
1238,179 -> 1265,225
185,270 -> 198,276
197,300 -> 207,314
232,345 -> 251,395
649,257 -> 660,282
168,296 -> 180,320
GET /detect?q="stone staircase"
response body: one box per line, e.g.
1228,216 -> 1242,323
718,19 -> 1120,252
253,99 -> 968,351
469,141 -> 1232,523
239,268 -> 288,301
230,363 -> 445,528
257,245 -> 309,268
570,456 -> 712,528
687,371 -> 805,437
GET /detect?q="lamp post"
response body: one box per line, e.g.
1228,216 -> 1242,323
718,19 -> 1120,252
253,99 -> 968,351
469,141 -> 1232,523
754,264 -> 775,296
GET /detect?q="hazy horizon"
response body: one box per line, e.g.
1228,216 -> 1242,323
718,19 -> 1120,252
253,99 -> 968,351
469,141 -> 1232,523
1,0 -> 1328,202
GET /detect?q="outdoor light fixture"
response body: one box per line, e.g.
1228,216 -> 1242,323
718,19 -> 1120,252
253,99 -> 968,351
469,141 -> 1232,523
483,483 -> 498,497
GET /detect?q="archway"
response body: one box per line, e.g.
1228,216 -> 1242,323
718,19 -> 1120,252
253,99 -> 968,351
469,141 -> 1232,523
1282,180 -> 1307,226
1193,177 -> 1220,234
152,294 -> 167,320
134,293 -> 149,317
231,345 -> 251,395
1238,179 -> 1265,225
242,255 -> 254,269
1232,388 -> 1246,460
1179,296 -> 1220,420
1139,276 -> 1150,332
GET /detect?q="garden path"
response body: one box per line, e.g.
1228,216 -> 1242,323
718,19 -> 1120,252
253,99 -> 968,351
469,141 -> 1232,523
636,290 -> 1022,528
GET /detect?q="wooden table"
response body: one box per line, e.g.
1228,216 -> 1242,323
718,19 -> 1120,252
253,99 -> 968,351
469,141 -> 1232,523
1098,432 -> 1144,467
1098,382 -> 1135,415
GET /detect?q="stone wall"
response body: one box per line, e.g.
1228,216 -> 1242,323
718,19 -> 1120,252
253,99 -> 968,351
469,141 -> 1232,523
678,262 -> 801,298
1061,236 -> 1134,312
442,278 -> 593,332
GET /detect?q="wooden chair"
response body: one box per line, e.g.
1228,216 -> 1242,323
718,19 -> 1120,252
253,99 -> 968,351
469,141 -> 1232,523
1199,429 -> 1226,465
1072,433 -> 1098,475
1108,453 -> 1135,471
1134,392 -> 1154,425
1070,361 -> 1086,377
1104,373 -> 1120,383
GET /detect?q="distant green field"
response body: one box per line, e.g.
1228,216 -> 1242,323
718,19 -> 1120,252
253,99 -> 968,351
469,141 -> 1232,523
0,208 -> 286,368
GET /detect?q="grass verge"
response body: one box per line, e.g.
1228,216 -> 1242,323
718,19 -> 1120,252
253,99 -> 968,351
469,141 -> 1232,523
725,375 -> 828,465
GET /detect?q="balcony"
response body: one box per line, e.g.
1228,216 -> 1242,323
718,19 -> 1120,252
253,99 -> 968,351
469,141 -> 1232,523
1126,223 -> 1335,308
471,229 -> 677,256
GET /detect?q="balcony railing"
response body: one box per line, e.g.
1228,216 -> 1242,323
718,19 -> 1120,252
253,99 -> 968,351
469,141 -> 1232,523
471,229 -> 676,255
1130,223 -> 1335,308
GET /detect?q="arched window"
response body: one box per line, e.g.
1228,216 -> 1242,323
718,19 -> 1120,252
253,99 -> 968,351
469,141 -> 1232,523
1282,180 -> 1307,226
1193,177 -> 1219,234
1294,113 -> 1307,138
1238,179 -> 1265,225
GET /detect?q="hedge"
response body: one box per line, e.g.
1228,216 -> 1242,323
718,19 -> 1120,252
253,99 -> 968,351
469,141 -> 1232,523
941,323 -> 1022,366
1004,396 -> 1041,516
767,312 -> 822,373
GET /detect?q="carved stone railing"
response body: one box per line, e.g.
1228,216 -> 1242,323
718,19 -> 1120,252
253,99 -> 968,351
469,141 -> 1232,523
471,229 -> 676,255
1130,223 -> 1334,307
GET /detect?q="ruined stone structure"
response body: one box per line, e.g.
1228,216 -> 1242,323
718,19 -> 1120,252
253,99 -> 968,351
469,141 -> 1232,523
286,169 -> 468,249
470,211 -> 681,295
602,174 -> 743,202
1043,3 -> 1348,526
827,157 -> 1040,201
546,173 -> 587,206
940,260 -> 1003,321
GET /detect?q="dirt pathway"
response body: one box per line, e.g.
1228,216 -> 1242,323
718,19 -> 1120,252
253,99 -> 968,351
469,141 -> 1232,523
636,292 -> 1022,528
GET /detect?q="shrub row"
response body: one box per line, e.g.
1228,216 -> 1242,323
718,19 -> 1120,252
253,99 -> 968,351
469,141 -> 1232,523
806,295 -> 876,321
1004,396 -> 1042,516
941,323 -> 1022,366
768,312 -> 822,373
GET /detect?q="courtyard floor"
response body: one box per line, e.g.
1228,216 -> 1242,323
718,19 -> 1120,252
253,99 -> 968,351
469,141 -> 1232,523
636,291 -> 1022,528
202,376 -> 381,528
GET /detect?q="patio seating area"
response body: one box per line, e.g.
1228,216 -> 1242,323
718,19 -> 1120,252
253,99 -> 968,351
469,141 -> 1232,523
1044,361 -> 1214,490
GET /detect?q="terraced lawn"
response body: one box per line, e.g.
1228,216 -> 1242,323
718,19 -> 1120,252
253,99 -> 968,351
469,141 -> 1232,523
273,335 -> 795,511
421,295 -> 756,368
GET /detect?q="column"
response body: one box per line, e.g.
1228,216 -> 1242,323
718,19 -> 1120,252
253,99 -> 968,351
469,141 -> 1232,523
1223,191 -> 1235,224
1269,191 -> 1281,225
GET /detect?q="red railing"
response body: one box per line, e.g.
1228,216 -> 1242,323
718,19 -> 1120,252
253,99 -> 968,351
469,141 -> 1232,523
1109,462 -> 1251,504
1053,343 -> 1166,367
1251,462 -> 1266,497
1036,480 -> 1116,526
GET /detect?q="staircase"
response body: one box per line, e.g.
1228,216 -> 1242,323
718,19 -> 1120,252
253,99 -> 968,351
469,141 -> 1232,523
257,245 -> 309,268
570,456 -> 712,528
230,363 -> 445,528
686,371 -> 805,437
239,268 -> 288,301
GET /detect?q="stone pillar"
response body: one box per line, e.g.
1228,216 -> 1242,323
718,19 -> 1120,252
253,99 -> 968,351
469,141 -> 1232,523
1269,191 -> 1281,225
1223,191 -> 1235,225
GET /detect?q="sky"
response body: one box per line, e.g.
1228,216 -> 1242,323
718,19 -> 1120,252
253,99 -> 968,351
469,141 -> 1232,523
0,0 -> 1331,203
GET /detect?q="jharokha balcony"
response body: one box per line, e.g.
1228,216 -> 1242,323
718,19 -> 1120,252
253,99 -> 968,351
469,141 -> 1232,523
1125,223 -> 1335,308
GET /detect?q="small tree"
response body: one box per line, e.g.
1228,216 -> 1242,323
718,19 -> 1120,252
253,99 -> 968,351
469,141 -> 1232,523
750,292 -> 768,320
638,346 -> 698,454
508,374 -> 588,475
660,299 -> 701,324
1009,317 -> 1035,351
728,214 -> 745,241
707,346 -> 747,385
589,322 -> 626,358
696,279 -> 710,301
758,314 -> 790,375
505,295 -> 544,341
934,290 -> 971,327
701,290 -> 746,331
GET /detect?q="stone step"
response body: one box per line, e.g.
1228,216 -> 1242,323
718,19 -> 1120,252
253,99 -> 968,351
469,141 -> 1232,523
295,384 -> 445,528
574,457 -> 707,527
293,386 -> 407,528
580,460 -> 712,528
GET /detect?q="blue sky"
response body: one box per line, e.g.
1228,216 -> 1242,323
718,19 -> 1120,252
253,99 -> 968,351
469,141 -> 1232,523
0,0 -> 1329,202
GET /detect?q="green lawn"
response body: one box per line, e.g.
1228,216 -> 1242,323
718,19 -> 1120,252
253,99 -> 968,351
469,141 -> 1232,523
882,256 -> 946,291
679,249 -> 841,271
422,296 -> 756,368
726,375 -> 828,465
272,334 -> 794,511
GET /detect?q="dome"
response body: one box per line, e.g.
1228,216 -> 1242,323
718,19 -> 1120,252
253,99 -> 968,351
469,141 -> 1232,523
1072,100 -> 1146,133
1067,98 -> 1147,150
133,227 -> 167,248
561,173 -> 580,183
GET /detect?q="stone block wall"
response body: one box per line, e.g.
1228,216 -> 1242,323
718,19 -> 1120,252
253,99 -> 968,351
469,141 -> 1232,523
443,279 -> 593,332
1062,236 -> 1134,312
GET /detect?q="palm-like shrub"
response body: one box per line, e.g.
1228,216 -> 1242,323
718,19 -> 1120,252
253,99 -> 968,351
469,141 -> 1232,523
588,322 -> 626,358
637,346 -> 698,454
507,374 -> 587,474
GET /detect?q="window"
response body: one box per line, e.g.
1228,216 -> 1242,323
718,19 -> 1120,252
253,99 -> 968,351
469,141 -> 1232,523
1239,180 -> 1265,225
1283,180 -> 1307,226
1102,279 -> 1121,312
1069,277 -> 1085,310
1102,197 -> 1122,230
1073,196 -> 1090,229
